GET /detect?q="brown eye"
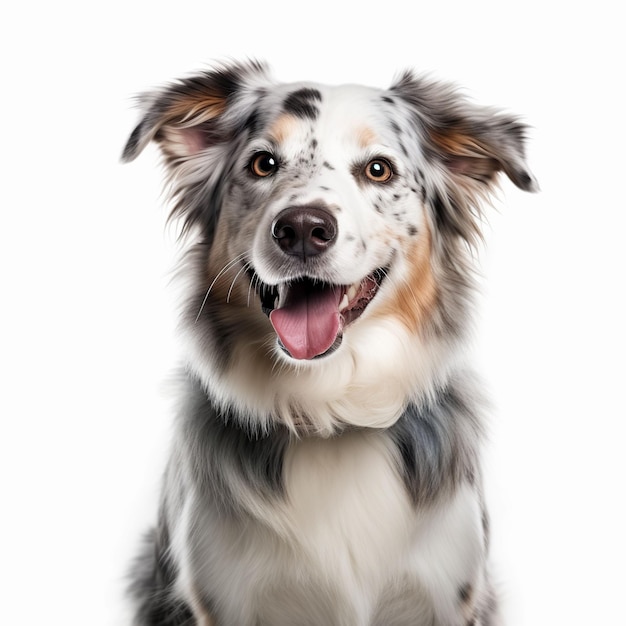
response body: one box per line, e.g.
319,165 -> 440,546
250,152 -> 279,177
364,158 -> 393,183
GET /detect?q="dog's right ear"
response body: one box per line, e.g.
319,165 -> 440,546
121,60 -> 268,163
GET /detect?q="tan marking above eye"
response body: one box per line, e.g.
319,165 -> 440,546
267,113 -> 300,145
357,126 -> 378,149
365,158 -> 394,183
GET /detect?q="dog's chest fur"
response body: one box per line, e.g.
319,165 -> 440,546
179,430 -> 483,626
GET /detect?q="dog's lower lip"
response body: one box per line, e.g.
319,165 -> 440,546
277,335 -> 342,359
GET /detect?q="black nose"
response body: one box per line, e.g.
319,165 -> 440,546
272,206 -> 337,260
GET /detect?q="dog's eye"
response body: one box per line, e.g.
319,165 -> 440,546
365,159 -> 393,183
250,152 -> 279,177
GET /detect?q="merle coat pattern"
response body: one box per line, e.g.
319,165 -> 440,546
123,60 -> 536,626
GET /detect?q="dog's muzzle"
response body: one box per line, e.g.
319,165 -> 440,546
255,205 -> 387,361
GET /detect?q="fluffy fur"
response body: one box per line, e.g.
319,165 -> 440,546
122,60 -> 536,626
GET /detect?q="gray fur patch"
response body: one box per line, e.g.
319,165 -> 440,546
176,375 -> 291,513
127,528 -> 193,625
389,372 -> 483,504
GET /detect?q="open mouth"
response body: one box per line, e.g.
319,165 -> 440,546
259,269 -> 386,360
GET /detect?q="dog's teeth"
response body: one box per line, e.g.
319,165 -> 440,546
339,293 -> 349,311
274,296 -> 279,309
347,285 -> 358,301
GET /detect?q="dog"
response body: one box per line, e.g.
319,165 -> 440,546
122,60 -> 536,625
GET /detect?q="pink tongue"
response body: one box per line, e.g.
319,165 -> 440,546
269,283 -> 342,360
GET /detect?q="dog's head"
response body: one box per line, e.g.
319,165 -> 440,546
123,60 -> 536,430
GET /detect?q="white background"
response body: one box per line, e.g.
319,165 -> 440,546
1,1 -> 625,624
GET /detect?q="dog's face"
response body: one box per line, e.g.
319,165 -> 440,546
218,82 -> 433,361
123,61 -> 535,430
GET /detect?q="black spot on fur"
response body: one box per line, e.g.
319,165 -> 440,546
283,88 -> 322,119
381,95 -> 396,105
431,192 -> 454,237
323,161 -> 335,170
459,582 -> 473,604
390,120 -> 402,137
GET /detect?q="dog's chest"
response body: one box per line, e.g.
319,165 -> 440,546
188,430 -> 483,625
264,431 -> 421,621
283,431 -> 414,564
270,433 -> 418,614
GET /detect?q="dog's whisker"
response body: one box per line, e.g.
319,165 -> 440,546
227,262 -> 252,303
255,274 -> 267,306
195,253 -> 247,322
247,270 -> 260,308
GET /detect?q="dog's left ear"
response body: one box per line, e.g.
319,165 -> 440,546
391,71 -> 538,194
391,72 -> 537,246
121,60 -> 268,163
